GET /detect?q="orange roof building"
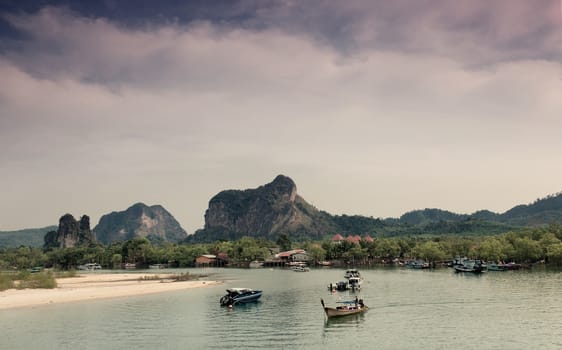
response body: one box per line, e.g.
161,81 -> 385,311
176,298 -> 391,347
332,233 -> 344,241
346,235 -> 361,244
363,235 -> 374,243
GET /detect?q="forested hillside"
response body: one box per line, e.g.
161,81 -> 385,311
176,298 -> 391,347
0,226 -> 57,248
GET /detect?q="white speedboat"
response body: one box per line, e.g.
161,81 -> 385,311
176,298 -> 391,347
344,269 -> 361,279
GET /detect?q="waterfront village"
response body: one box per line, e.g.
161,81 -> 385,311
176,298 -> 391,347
192,233 -> 523,272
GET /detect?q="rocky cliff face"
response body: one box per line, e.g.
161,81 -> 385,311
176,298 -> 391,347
93,203 -> 187,244
197,175 -> 337,242
44,214 -> 95,249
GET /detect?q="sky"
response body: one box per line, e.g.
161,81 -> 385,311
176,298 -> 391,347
1,0 -> 561,233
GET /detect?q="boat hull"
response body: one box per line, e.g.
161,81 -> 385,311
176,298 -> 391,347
454,267 -> 484,273
321,298 -> 368,318
292,266 -> 310,272
233,292 -> 262,304
220,290 -> 262,306
323,306 -> 368,318
487,264 -> 508,271
453,259 -> 485,273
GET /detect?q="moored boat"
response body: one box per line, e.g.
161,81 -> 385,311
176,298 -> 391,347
454,259 -> 485,273
249,260 -> 264,268
344,269 -> 361,279
292,265 -> 310,272
328,281 -> 349,291
149,263 -> 167,269
347,276 -> 361,290
78,263 -> 102,270
487,262 -> 508,271
321,298 -> 368,318
343,269 -> 363,289
406,260 -> 430,269
219,288 -> 262,306
503,262 -> 522,270
328,281 -> 352,291
487,262 -> 522,271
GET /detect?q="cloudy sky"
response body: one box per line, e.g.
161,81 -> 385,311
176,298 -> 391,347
1,0 -> 561,233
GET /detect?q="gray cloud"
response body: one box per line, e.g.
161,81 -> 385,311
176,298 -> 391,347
1,3 -> 561,232
242,0 -> 562,66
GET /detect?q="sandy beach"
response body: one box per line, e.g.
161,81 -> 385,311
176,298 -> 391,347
0,273 -> 222,310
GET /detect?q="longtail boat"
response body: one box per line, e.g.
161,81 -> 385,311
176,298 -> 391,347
321,298 -> 368,318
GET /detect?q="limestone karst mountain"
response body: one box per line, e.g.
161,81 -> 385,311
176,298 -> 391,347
93,203 -> 187,244
43,214 -> 94,249
189,175 -> 338,242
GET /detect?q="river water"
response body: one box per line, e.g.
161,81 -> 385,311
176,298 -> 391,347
2,267 -> 561,350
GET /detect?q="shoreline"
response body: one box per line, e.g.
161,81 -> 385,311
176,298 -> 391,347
0,273 -> 222,310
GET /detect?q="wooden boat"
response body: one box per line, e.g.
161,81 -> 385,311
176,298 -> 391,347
406,260 -> 430,269
454,259 -> 485,273
503,262 -> 522,270
219,288 -> 262,306
321,298 -> 368,318
292,265 -> 310,272
487,262 -> 522,271
487,262 -> 508,271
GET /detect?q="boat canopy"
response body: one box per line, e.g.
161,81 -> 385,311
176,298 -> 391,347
226,288 -> 253,294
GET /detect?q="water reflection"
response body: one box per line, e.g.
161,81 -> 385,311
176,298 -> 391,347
452,271 -> 485,278
323,313 -> 366,328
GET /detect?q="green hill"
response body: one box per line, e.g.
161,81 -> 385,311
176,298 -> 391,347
5,183 -> 562,246
0,226 -> 57,248
190,177 -> 562,242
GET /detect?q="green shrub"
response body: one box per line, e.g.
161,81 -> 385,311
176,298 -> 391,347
0,274 -> 15,291
16,271 -> 57,289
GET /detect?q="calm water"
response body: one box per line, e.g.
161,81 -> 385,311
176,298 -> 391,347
2,267 -> 561,350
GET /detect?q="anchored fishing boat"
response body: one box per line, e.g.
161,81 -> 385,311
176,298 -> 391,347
454,259 -> 485,273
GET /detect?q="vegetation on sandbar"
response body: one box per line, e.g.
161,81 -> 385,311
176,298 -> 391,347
0,270 -> 57,291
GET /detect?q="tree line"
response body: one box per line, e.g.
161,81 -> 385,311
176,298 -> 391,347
1,224 -> 562,270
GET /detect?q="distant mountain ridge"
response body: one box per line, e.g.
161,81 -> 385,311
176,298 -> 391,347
3,180 -> 562,246
500,192 -> 562,226
399,191 -> 562,227
190,175 -> 562,242
93,202 -> 188,244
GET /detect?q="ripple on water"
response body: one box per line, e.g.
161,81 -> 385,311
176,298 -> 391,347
2,268 -> 562,350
